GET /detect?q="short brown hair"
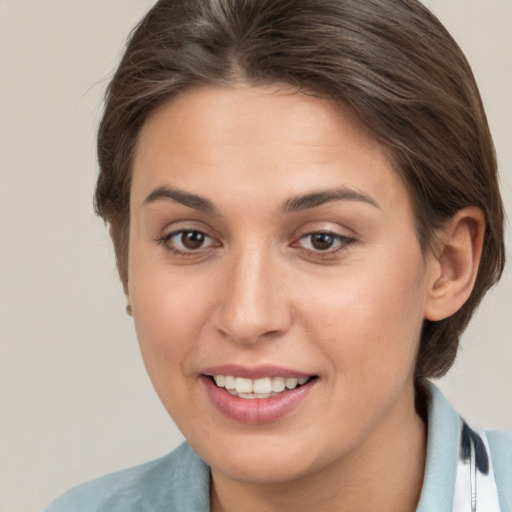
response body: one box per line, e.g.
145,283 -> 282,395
95,0 -> 505,380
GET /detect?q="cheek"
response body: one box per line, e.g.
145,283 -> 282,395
127,238 -> 214,375
128,268 -> 210,424
299,254 -> 428,380
132,277 -> 203,354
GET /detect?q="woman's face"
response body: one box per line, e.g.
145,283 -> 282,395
128,85 -> 435,484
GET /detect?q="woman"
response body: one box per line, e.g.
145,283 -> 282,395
44,0 -> 511,510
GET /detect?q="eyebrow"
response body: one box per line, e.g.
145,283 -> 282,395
143,185 -> 379,214
144,186 -> 217,213
281,187 -> 380,213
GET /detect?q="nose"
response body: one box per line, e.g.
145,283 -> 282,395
212,244 -> 293,346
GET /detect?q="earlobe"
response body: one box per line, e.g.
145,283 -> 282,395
425,207 -> 485,321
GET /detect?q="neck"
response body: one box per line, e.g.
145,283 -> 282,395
210,385 -> 427,512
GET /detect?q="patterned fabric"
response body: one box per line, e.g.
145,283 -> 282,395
453,421 -> 501,512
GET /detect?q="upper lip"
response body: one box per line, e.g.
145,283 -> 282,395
201,364 -> 314,380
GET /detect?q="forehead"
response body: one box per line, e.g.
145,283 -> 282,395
131,84 -> 409,212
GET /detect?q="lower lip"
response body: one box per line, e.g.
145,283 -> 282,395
201,376 -> 316,424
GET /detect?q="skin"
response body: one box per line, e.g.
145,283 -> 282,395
125,84 -> 483,512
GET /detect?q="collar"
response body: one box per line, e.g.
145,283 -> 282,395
416,382 -> 500,512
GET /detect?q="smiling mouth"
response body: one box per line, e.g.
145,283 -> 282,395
209,375 -> 317,399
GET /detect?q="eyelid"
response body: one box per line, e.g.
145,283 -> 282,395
157,227 -> 221,255
291,229 -> 356,257
300,231 -> 353,246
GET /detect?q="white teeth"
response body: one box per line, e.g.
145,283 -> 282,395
235,377 -> 253,394
271,376 -> 286,392
285,377 -> 298,389
225,376 -> 236,390
253,377 -> 272,394
214,375 -> 225,387
238,392 -> 273,399
212,374 -> 312,398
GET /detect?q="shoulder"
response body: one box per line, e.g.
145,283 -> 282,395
42,442 -> 210,512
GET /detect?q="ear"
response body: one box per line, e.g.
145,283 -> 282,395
424,207 -> 485,321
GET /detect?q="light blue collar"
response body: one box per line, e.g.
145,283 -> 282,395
416,383 -> 461,511
417,383 -> 500,512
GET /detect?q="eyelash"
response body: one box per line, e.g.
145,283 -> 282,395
156,229 -> 219,257
294,231 -> 356,257
156,229 -> 355,259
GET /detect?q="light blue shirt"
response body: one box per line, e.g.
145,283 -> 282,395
43,384 -> 512,511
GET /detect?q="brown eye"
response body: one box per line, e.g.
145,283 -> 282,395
161,229 -> 217,254
181,230 -> 206,249
298,231 -> 355,254
310,233 -> 335,251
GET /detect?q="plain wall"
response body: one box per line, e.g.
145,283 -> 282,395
0,1 -> 510,511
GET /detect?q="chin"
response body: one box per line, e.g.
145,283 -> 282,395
194,430 -> 327,484
214,456 -> 312,485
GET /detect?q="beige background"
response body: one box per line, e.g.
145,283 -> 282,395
0,1 -> 510,511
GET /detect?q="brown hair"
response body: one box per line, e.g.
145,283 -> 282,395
95,0 -> 505,380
